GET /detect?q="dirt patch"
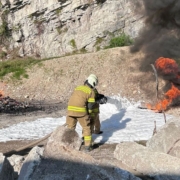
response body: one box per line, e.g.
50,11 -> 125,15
1,47 -> 155,103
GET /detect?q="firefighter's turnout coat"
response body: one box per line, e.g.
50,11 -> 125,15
67,85 -> 96,116
66,84 -> 96,147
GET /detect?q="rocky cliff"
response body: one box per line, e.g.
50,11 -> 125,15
0,0 -> 144,58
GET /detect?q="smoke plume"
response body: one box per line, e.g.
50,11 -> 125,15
131,0 -> 180,71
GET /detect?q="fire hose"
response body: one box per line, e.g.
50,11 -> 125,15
3,132 -> 52,156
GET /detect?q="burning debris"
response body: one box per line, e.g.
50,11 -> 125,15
131,0 -> 180,113
0,91 -> 62,114
146,57 -> 180,112
0,95 -> 40,114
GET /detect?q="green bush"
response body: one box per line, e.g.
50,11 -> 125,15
105,33 -> 133,49
0,58 -> 41,80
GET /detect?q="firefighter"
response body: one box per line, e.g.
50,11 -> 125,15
66,75 -> 98,152
85,74 -> 107,134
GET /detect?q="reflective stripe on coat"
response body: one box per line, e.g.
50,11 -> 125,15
67,85 -> 95,116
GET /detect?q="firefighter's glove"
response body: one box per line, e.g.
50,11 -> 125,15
99,96 -> 107,104
96,94 -> 105,103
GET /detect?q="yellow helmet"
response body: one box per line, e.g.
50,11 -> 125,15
87,74 -> 98,88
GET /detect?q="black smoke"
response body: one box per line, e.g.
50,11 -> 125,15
131,0 -> 180,71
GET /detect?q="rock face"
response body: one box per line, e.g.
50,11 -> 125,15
0,0 -> 144,58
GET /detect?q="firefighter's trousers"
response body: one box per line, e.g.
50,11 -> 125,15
66,115 -> 92,146
91,113 -> 101,134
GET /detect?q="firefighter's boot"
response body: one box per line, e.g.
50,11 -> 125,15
94,131 -> 103,134
84,145 -> 93,152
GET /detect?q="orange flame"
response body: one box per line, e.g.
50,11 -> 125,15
147,84 -> 180,111
146,57 -> 180,112
155,57 -> 179,75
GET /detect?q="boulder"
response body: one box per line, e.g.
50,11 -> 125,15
18,146 -> 44,180
8,155 -> 25,180
146,118 -> 180,157
0,153 -> 14,180
168,140 -> 180,158
114,142 -> 180,180
44,125 -> 82,158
